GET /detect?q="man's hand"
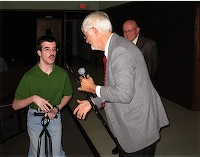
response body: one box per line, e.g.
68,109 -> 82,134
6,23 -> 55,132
33,95 -> 53,112
78,74 -> 96,94
46,107 -> 58,120
73,99 -> 92,119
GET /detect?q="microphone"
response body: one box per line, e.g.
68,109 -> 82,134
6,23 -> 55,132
78,67 -> 97,98
78,67 -> 86,78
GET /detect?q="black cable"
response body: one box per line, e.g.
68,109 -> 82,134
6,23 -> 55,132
65,62 -> 118,145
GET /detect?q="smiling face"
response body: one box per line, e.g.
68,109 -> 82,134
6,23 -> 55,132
123,20 -> 140,41
37,41 -> 57,65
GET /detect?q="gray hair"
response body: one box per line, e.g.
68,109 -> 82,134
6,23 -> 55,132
81,11 -> 112,33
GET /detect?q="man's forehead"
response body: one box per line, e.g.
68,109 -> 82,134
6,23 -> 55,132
42,41 -> 56,46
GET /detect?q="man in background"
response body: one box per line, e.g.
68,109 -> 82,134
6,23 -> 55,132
123,20 -> 160,81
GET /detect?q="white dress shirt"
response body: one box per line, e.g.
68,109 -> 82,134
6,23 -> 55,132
96,33 -> 113,98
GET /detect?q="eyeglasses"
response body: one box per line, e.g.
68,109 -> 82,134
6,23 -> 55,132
123,27 -> 138,34
83,27 -> 93,40
42,47 -> 58,53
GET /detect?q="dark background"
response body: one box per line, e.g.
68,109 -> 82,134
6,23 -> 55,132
0,1 -> 197,110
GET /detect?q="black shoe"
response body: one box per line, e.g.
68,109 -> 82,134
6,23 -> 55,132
112,146 -> 119,154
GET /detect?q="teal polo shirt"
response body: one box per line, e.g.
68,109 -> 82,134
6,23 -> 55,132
15,63 -> 73,109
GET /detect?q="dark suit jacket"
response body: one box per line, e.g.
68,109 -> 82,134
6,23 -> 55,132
136,36 -> 160,80
94,33 -> 169,153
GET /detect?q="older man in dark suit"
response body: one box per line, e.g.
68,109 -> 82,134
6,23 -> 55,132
123,20 -> 160,81
74,11 -> 169,157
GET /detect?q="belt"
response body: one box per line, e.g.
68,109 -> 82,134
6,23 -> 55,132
30,105 -> 57,110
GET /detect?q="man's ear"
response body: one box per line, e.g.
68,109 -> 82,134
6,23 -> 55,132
93,27 -> 98,36
136,27 -> 140,34
37,50 -> 41,57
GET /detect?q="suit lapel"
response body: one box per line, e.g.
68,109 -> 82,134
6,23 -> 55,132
136,36 -> 144,50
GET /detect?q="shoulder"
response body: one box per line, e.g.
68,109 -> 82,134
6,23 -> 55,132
109,33 -> 142,61
18,65 -> 37,83
54,65 -> 68,76
54,65 -> 65,72
110,33 -> 137,50
24,64 -> 37,76
111,33 -> 128,43
139,36 -> 157,45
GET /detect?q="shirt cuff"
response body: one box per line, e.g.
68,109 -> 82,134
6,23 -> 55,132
96,85 -> 101,98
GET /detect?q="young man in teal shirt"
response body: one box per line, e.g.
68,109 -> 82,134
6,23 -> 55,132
12,35 -> 73,156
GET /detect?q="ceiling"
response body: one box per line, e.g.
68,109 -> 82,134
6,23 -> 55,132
0,1 -> 130,10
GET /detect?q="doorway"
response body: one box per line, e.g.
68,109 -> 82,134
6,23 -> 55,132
36,18 -> 62,66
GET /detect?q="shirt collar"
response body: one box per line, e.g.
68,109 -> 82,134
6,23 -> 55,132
133,34 -> 139,45
36,63 -> 55,75
104,33 -> 113,58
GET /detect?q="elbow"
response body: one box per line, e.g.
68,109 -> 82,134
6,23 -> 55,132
12,100 -> 18,110
12,105 -> 17,110
123,97 -> 132,104
115,94 -> 132,104
120,92 -> 134,104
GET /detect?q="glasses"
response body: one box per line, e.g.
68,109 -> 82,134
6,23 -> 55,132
42,47 -> 58,53
123,27 -> 138,34
83,27 -> 93,40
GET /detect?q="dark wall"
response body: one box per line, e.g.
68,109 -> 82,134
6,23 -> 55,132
104,1 -> 196,110
1,10 -> 91,69
1,10 -> 65,68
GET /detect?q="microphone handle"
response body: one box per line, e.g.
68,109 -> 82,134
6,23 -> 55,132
82,73 -> 97,98
91,93 -> 97,98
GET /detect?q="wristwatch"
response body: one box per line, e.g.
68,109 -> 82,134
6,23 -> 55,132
54,106 -> 60,113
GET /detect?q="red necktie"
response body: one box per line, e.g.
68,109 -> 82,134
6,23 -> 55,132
103,55 -> 107,85
102,55 -> 107,107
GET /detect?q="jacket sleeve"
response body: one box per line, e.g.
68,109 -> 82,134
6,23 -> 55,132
100,46 -> 136,104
